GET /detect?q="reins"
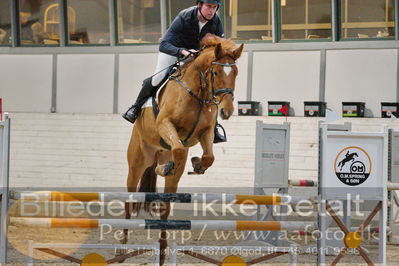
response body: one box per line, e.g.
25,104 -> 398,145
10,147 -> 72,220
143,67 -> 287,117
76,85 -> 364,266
147,49 -> 203,81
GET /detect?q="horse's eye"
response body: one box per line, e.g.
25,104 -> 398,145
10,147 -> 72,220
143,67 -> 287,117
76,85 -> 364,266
213,71 -> 217,76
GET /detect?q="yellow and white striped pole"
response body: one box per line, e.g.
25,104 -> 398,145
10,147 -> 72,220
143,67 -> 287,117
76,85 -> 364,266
11,191 -> 305,205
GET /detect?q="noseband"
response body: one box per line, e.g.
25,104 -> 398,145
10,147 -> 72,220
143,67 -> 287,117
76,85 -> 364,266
198,60 -> 236,105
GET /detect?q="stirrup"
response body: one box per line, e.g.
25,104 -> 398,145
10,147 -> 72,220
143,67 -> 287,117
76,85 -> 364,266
213,123 -> 227,143
122,105 -> 140,124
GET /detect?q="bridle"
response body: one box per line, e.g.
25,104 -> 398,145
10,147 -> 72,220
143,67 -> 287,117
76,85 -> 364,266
208,61 -> 236,104
170,57 -> 236,106
166,54 -> 236,147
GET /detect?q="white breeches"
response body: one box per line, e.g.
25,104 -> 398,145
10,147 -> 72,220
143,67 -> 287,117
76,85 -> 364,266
151,52 -> 178,86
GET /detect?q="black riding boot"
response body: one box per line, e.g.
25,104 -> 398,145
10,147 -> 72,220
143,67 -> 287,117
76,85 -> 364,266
123,77 -> 158,124
213,122 -> 227,143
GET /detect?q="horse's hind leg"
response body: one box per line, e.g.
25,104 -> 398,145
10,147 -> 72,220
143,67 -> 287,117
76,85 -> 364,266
122,129 -> 156,247
155,119 -> 186,176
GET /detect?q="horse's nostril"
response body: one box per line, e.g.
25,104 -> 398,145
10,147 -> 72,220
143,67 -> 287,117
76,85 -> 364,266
220,109 -> 230,119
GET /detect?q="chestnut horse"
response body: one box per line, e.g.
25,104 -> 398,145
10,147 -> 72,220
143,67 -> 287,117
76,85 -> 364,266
123,34 -> 243,264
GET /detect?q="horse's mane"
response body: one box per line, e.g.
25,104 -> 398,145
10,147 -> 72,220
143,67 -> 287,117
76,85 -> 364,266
178,34 -> 237,75
200,34 -> 237,51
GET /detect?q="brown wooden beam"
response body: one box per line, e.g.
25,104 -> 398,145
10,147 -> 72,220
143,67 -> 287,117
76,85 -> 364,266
357,202 -> 382,234
331,247 -> 348,266
247,252 -> 286,265
326,203 -> 350,234
107,249 -> 150,264
182,250 -> 222,265
36,248 -> 82,264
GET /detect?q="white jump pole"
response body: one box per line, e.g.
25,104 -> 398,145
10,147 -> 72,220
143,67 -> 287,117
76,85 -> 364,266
0,113 -> 10,265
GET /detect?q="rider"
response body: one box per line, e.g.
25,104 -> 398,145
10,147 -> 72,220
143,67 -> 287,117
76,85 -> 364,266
122,0 -> 227,143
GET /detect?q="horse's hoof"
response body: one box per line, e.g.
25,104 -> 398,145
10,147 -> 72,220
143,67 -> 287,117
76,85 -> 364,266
191,156 -> 200,165
191,157 -> 201,171
195,169 -> 205,174
155,161 -> 175,176
191,157 -> 205,174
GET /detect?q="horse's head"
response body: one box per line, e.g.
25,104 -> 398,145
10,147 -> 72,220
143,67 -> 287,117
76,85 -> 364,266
196,35 -> 244,120
211,42 -> 243,119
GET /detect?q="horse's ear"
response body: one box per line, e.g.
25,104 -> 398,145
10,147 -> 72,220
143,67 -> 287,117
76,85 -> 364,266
214,43 -> 224,59
232,44 -> 244,60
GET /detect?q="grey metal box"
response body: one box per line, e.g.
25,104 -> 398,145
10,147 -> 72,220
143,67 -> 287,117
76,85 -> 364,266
254,121 -> 290,188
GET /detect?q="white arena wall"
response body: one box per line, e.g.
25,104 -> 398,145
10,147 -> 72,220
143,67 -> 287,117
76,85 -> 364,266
0,46 -> 397,116
325,49 -> 398,117
0,55 -> 53,112
252,50 -> 321,114
5,113 -> 399,191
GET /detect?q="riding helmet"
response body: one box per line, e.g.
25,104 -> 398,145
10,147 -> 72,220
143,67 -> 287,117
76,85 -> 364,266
197,0 -> 221,5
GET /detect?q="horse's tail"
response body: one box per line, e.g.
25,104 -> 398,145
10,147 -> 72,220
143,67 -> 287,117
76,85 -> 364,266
133,162 -> 158,214
140,162 -> 158,213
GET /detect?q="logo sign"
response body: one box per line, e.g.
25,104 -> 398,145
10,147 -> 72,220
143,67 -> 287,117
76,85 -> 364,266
334,146 -> 372,186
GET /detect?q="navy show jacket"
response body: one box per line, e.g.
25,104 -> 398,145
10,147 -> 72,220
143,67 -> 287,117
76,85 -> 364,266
159,6 -> 224,57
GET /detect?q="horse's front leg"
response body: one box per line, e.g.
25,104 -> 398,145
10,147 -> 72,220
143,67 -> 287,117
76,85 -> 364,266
191,128 -> 215,174
158,153 -> 188,265
156,119 -> 186,177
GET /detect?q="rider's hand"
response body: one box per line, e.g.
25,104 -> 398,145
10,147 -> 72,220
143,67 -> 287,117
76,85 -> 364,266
181,49 -> 198,57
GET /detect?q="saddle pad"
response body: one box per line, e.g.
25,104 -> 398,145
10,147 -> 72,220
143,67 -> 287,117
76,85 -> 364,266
142,79 -> 169,109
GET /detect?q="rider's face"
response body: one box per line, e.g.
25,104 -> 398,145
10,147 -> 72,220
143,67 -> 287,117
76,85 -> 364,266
199,3 -> 218,20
